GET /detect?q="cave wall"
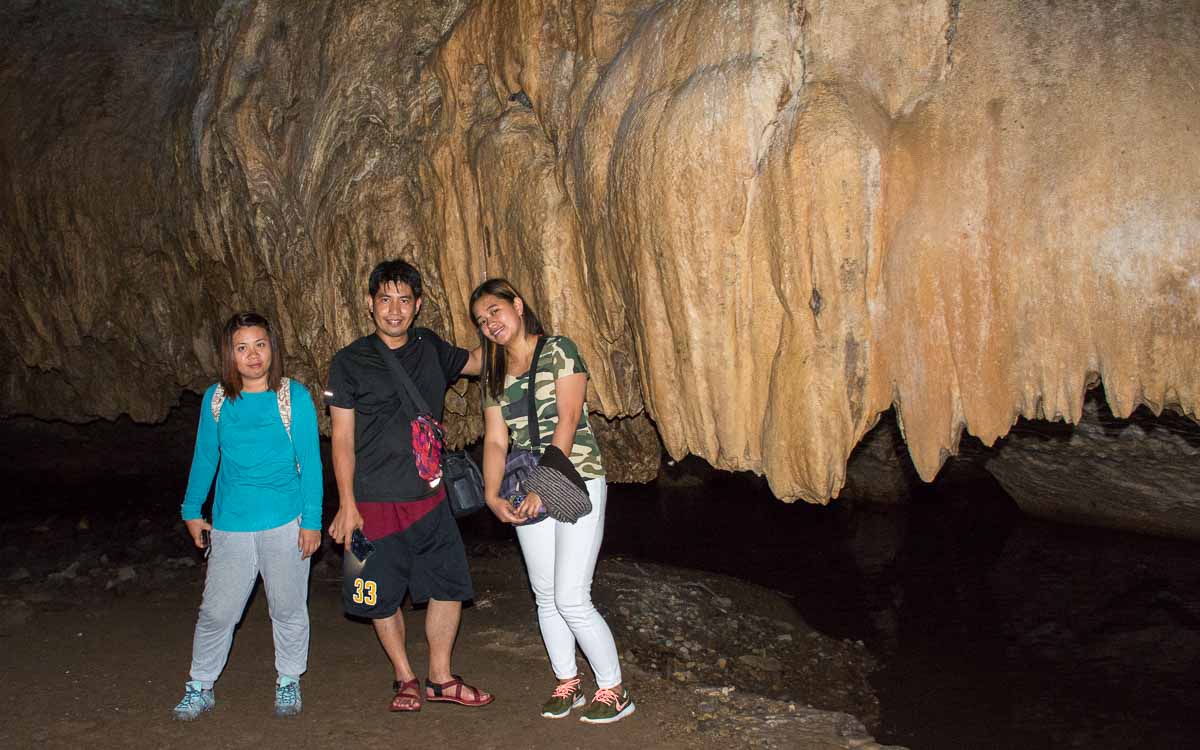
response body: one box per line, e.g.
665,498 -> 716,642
0,0 -> 211,422
1,0 -> 1197,500
423,0 -> 1200,499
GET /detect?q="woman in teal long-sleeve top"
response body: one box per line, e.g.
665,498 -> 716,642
172,311 -> 323,721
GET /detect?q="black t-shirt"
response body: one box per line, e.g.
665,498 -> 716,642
325,328 -> 469,502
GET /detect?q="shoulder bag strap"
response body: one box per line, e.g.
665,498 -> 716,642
370,334 -> 433,416
527,336 -> 548,450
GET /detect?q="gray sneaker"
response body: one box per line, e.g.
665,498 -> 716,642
172,680 -> 215,721
274,677 -> 302,717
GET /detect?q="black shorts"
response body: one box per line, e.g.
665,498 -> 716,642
342,500 -> 475,618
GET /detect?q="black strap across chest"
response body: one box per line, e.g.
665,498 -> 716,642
370,333 -> 433,417
370,332 -> 548,448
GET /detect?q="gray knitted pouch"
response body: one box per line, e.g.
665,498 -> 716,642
524,465 -> 592,523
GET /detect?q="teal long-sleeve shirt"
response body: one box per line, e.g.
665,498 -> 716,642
181,380 -> 323,532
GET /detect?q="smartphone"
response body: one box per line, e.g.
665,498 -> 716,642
510,494 -> 548,523
200,529 -> 211,559
350,528 -> 375,562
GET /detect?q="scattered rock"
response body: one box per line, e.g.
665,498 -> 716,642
739,654 -> 784,672
48,562 -> 80,583
687,684 -> 905,750
105,567 -> 137,590
0,598 -> 34,634
594,557 -> 880,730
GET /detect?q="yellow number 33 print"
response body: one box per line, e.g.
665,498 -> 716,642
352,578 -> 377,606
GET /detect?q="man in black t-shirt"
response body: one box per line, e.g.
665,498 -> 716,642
325,259 -> 492,711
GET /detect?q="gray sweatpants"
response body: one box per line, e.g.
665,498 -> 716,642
189,518 -> 311,688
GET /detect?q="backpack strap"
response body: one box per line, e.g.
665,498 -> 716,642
278,377 -> 299,475
209,380 -> 297,473
277,377 -> 293,442
210,384 -> 226,423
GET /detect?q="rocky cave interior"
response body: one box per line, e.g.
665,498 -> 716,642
1,2 -> 1198,749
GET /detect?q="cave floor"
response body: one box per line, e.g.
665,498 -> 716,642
0,537 -> 890,750
0,561 -> 699,750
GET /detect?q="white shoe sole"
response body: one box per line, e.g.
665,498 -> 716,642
172,706 -> 214,721
541,694 -> 586,719
579,701 -> 636,724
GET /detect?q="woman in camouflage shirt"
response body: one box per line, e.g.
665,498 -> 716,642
470,278 -> 635,725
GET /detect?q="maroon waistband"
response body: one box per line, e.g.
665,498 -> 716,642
359,487 -> 446,540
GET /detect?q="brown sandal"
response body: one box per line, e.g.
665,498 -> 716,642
425,675 -> 494,707
389,678 -> 422,712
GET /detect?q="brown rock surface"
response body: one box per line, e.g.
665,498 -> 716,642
2,0 -> 1198,501
986,399 -> 1200,539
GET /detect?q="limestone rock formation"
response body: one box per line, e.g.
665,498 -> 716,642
423,0 -> 1200,499
839,413 -> 914,505
986,399 -> 1200,539
0,0 -> 208,422
2,0 -> 1198,501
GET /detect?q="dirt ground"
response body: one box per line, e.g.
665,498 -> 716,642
0,408 -> 894,749
0,535 -> 892,750
1,556 -> 696,750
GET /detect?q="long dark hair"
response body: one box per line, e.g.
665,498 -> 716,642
468,278 -> 546,401
218,311 -> 284,399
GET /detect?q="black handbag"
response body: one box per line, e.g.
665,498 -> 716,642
499,336 -> 548,501
441,450 -> 486,518
370,335 -> 487,518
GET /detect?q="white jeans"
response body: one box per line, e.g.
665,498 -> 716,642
515,477 -> 621,688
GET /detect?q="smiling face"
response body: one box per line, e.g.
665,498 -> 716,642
369,280 -> 422,346
231,325 -> 272,390
472,293 -> 525,347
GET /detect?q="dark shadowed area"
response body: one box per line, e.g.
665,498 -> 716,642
2,395 -> 1198,749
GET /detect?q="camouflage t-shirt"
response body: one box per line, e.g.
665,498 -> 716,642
482,335 -> 605,479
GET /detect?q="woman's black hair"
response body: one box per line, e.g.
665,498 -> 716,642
218,311 -> 284,399
468,278 -> 546,401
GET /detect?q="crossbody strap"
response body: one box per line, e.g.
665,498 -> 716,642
527,336 -> 548,449
370,333 -> 433,417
